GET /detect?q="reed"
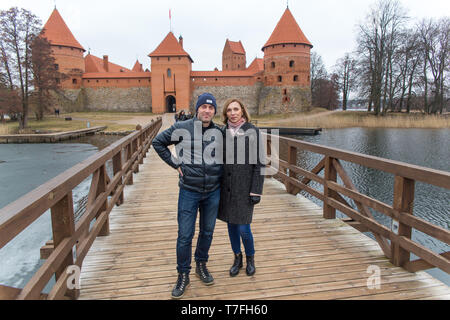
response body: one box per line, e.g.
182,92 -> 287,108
0,124 -> 10,134
262,112 -> 450,129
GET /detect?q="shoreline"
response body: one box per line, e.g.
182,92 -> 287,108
1,110 -> 449,135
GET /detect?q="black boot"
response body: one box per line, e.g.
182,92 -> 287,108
229,252 -> 243,277
171,272 -> 190,299
196,261 -> 214,285
246,255 -> 256,276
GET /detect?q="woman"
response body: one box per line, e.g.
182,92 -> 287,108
218,99 -> 265,277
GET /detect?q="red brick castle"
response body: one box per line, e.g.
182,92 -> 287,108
42,7 -> 313,114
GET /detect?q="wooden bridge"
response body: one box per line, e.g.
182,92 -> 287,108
0,115 -> 449,300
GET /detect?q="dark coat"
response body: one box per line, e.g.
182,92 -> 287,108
218,122 -> 265,225
152,117 -> 223,193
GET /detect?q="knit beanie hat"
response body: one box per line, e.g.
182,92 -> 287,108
195,93 -> 217,114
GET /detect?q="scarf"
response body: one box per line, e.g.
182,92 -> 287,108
227,118 -> 246,136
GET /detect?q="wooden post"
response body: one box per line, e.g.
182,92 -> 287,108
113,150 -> 124,206
323,156 -> 337,219
136,125 -> 144,164
97,165 -> 110,236
133,138 -> 139,173
50,192 -> 79,299
126,142 -> 134,185
286,145 -> 298,195
391,175 -> 415,267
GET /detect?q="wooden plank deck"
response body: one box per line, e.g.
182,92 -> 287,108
78,117 -> 449,300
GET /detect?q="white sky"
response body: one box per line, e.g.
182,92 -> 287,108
1,0 -> 449,72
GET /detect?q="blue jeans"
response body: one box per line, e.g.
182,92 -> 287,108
176,187 -> 220,274
227,223 -> 255,256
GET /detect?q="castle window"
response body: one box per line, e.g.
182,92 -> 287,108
54,64 -> 59,70
271,62 -> 275,68
293,75 -> 299,82
72,79 -> 77,84
167,68 -> 172,78
283,89 -> 287,95
289,60 -> 295,67
278,76 -> 282,82
238,64 -> 240,68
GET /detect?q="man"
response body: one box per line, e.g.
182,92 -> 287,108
152,93 -> 223,299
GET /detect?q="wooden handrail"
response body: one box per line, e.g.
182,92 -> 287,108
0,118 -> 162,299
266,133 -> 450,275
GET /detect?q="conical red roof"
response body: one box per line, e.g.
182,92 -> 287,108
262,8 -> 312,50
149,32 -> 193,62
41,8 -> 85,51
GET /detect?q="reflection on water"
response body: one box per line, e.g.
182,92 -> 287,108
0,134 -> 121,290
282,128 -> 450,285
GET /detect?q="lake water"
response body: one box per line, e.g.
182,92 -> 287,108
282,128 -> 449,286
0,135 -> 120,291
0,129 -> 448,293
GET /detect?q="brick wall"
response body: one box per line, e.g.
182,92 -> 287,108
82,87 -> 152,112
191,84 -> 263,117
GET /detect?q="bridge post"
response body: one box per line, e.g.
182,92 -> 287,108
97,165 -> 110,236
286,145 -> 298,194
113,150 -> 124,206
50,191 -> 79,299
126,142 -> 134,185
391,176 -> 415,267
323,156 -> 337,219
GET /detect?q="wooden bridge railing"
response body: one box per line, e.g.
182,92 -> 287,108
0,118 -> 162,300
265,133 -> 450,275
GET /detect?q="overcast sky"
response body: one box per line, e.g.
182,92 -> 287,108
1,0 -> 449,72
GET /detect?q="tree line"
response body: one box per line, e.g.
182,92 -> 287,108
0,7 -> 61,129
312,0 -> 449,115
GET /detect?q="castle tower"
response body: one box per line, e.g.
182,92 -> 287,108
222,39 -> 246,71
148,32 -> 193,113
262,8 -> 312,87
41,8 -> 85,89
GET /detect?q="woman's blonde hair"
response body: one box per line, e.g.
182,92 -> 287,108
222,98 -> 251,124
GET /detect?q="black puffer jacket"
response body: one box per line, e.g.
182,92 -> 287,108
218,122 -> 265,224
152,117 -> 223,193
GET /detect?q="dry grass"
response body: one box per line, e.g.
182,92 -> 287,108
261,111 -> 450,129
0,124 -> 11,135
65,111 -> 155,121
2,117 -> 136,134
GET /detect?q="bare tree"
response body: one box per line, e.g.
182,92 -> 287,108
395,29 -> 422,112
0,7 -> 41,129
417,18 -> 450,114
31,36 -> 61,121
334,53 -> 357,110
356,0 -> 407,115
310,51 -> 328,107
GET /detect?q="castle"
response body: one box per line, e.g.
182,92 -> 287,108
42,7 -> 313,115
